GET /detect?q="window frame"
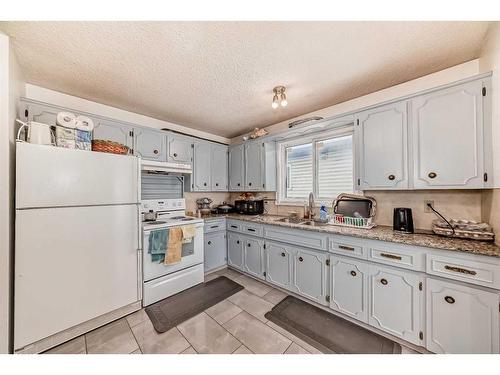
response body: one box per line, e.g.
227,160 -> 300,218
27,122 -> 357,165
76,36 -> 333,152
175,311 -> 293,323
276,125 -> 355,206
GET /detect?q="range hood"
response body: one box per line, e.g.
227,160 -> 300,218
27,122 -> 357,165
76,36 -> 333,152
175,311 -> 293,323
141,159 -> 192,174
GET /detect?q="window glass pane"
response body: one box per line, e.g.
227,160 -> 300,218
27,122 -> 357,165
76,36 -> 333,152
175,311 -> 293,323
285,143 -> 313,199
316,135 -> 353,199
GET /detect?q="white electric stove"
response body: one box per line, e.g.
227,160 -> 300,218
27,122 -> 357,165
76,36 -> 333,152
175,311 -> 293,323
140,198 -> 204,306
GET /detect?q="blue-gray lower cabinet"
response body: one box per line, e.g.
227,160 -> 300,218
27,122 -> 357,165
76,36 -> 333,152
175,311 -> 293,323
291,248 -> 329,306
204,231 -> 227,273
227,231 -> 244,270
265,241 -> 293,289
243,236 -> 265,280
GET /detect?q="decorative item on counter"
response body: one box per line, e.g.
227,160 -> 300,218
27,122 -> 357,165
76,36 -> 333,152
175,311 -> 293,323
74,115 -> 94,150
432,219 -> 495,241
91,139 -> 129,155
55,112 -> 77,149
237,192 -> 255,201
196,197 -> 213,216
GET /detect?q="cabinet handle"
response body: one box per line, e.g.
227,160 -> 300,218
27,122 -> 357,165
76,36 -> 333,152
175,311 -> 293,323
428,172 -> 437,179
350,270 -> 357,277
173,153 -> 178,157
236,240 -> 240,244
153,149 -> 158,154
380,278 -> 388,285
380,253 -> 402,261
388,174 -> 395,181
207,241 -> 212,245
237,183 -> 241,186
298,257 -> 303,262
338,245 -> 355,251
444,296 -> 455,304
204,182 -> 207,186
210,225 -> 219,229
247,243 -> 251,247
216,183 -> 219,186
281,252 -> 286,257
230,225 -> 238,228
444,265 -> 477,276
249,182 -> 252,186
247,228 -> 256,232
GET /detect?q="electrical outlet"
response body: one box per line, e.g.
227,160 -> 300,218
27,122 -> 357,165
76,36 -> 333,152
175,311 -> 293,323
424,200 -> 434,213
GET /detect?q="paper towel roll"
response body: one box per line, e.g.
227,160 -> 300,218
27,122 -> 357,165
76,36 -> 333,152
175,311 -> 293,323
75,116 -> 95,132
56,112 -> 77,129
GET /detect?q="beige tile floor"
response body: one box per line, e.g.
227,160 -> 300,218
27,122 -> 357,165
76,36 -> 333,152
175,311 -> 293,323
44,267 -> 420,354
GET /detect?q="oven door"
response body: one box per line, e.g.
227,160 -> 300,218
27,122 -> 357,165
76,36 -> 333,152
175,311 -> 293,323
142,223 -> 204,282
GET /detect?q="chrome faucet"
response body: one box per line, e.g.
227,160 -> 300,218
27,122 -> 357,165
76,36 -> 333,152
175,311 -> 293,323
306,192 -> 315,219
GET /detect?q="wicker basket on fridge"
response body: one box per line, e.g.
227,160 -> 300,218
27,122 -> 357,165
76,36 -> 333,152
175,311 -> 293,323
91,140 -> 129,155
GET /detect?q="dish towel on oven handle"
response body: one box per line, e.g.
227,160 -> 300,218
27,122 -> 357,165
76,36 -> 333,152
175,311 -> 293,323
164,227 -> 183,265
181,225 -> 196,244
148,229 -> 169,263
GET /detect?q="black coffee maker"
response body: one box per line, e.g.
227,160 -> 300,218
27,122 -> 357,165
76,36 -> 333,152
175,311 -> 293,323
393,208 -> 414,233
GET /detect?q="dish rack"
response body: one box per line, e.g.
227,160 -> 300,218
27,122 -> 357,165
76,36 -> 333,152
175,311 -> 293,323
432,219 -> 495,241
330,214 -> 376,229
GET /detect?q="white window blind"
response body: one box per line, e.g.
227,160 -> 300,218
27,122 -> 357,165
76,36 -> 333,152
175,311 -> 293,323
317,135 -> 353,199
280,130 -> 354,203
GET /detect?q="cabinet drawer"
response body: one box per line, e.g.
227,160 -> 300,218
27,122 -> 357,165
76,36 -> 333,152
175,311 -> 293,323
368,245 -> 425,271
264,226 -> 328,251
329,236 -> 367,259
227,219 -> 243,232
241,222 -> 264,237
204,219 -> 226,234
426,254 -> 500,290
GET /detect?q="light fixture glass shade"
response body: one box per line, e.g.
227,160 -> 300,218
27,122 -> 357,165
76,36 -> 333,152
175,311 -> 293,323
280,93 -> 287,107
272,94 -> 279,109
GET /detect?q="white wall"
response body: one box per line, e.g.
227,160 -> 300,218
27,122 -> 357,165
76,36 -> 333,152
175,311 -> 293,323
24,84 -> 230,145
231,59 -> 481,143
0,32 -> 25,354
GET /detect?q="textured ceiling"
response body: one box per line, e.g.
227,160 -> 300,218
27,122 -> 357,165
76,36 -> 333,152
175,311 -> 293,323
0,21 -> 492,138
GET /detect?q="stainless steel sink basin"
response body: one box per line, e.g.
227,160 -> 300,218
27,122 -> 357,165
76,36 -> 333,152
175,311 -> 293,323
276,217 -> 306,224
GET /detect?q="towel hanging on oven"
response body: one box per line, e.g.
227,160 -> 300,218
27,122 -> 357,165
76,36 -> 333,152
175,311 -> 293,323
148,229 -> 169,263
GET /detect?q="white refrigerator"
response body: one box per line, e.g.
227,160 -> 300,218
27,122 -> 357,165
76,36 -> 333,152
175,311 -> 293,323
14,142 -> 141,352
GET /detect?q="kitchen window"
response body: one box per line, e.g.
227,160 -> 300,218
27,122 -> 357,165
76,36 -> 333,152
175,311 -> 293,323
277,127 -> 354,205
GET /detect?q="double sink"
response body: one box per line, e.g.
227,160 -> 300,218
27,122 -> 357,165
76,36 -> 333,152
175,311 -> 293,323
274,217 -> 330,227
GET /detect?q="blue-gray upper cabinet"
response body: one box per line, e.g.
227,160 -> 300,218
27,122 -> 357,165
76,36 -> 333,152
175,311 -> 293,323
244,141 -> 264,190
229,141 -> 276,192
228,144 -> 245,191
411,78 -> 489,189
134,127 -> 167,161
93,119 -> 135,151
23,102 -> 59,126
356,100 -> 409,190
211,144 -> 228,191
193,141 -> 212,190
168,133 -> 193,164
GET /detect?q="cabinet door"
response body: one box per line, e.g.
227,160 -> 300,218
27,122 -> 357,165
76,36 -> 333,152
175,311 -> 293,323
426,277 -> 499,354
244,142 -> 263,191
411,80 -> 485,189
265,241 -> 293,290
26,103 -> 59,127
168,134 -> 193,163
330,256 -> 369,322
368,264 -> 423,345
357,101 -> 408,189
227,232 -> 244,270
134,127 -> 166,161
211,145 -> 228,191
93,120 -> 134,150
204,232 -> 227,273
228,144 -> 245,191
193,141 -> 212,191
243,236 -> 265,280
292,248 -> 329,305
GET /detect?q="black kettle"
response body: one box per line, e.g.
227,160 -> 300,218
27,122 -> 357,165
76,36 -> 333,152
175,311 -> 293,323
393,208 -> 414,233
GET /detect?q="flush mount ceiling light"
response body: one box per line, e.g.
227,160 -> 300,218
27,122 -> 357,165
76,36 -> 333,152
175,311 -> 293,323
272,86 -> 287,109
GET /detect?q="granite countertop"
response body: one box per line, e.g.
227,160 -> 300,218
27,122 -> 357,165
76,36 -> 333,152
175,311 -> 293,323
203,213 -> 500,258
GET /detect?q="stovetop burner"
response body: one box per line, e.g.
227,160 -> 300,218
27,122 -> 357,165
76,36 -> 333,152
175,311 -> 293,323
143,220 -> 167,225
